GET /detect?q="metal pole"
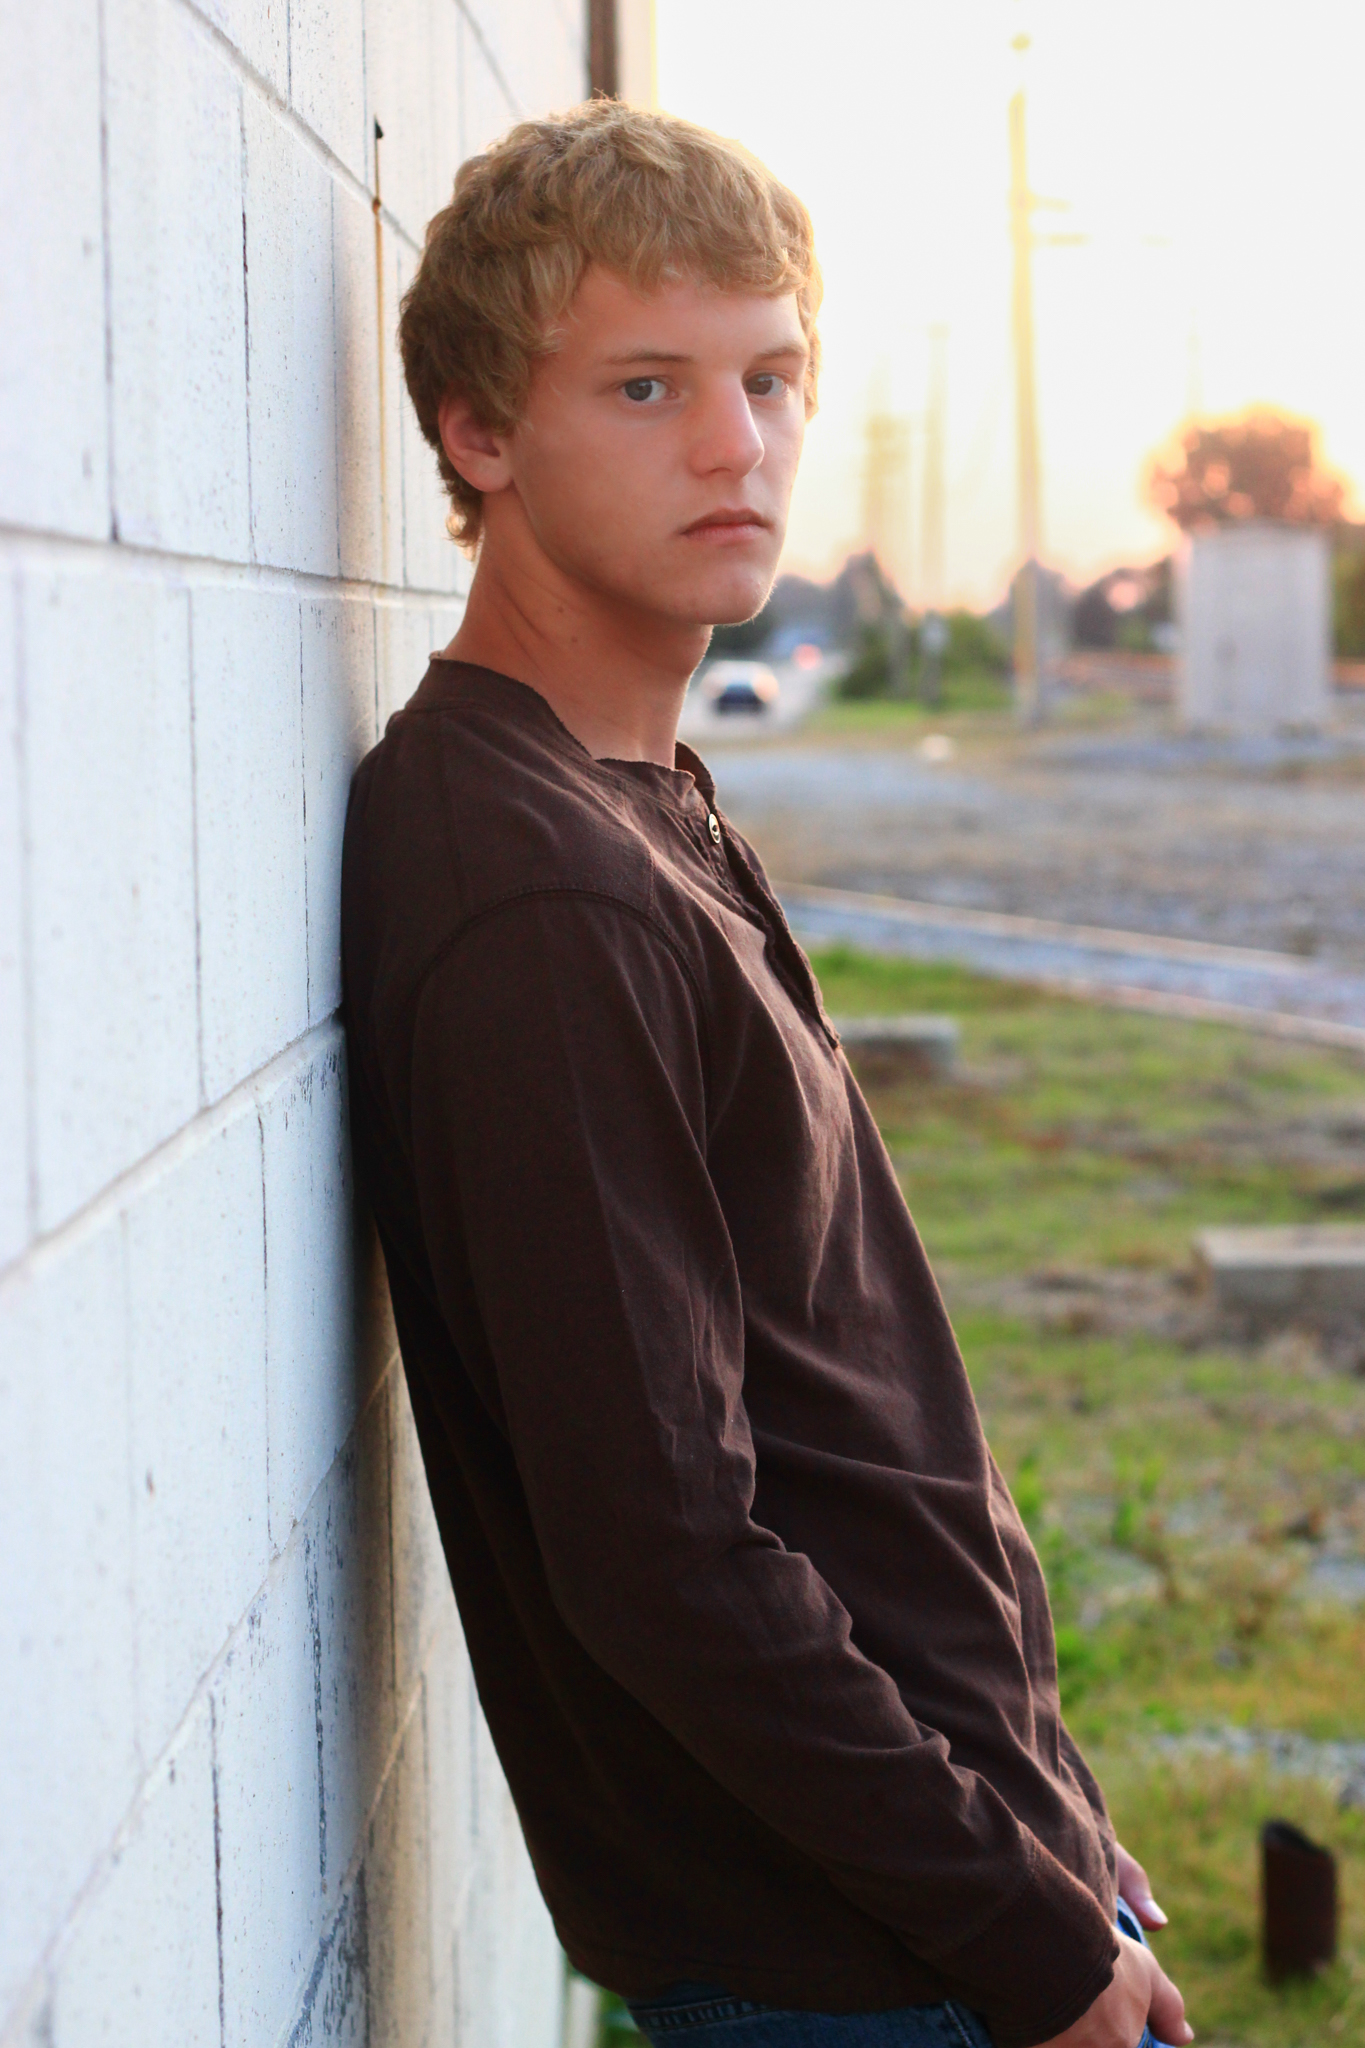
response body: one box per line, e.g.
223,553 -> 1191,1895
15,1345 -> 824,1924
1009,87 -> 1041,721
920,325 -> 948,707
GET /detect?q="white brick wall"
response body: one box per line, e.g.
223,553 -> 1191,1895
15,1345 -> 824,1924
0,1 -> 585,2039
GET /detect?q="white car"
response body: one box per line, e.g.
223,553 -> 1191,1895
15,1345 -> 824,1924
700,660 -> 781,715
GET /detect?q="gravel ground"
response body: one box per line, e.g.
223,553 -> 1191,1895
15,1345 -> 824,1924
707,707 -> 1365,968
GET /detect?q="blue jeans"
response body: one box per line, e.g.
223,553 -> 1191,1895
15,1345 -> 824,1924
624,1986 -> 995,2047
628,1986 -> 1160,2048
626,1909 -> 1165,2046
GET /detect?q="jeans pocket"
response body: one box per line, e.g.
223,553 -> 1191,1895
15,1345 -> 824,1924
627,1992 -> 770,2037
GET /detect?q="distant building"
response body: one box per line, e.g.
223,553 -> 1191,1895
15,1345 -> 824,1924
1178,522 -> 1332,732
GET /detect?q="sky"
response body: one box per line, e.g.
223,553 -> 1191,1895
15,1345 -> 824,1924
654,1 -> 1365,608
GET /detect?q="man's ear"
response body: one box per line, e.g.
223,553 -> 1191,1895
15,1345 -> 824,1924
438,392 -> 514,496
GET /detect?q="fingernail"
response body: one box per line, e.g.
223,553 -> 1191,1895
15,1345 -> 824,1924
1143,1895 -> 1169,1927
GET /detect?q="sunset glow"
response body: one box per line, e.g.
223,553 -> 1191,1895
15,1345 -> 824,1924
656,0 -> 1365,606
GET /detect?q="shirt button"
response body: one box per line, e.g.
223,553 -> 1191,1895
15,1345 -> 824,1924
707,812 -> 723,846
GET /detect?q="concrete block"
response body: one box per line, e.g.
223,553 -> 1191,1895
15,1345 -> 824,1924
0,0 -> 107,538
105,0 -> 249,558
290,0 -> 367,179
126,1109 -> 269,1763
478,1772 -> 562,2048
0,577 -> 27,1266
23,571 -> 198,1230
0,1977 -> 56,2048
427,1956 -> 460,2048
333,184 -> 384,584
300,597 -> 377,1021
378,232 -> 406,589
833,1014 -> 960,1080
284,1869 -> 370,2048
1195,1225 -> 1365,1322
421,1610 -> 474,1964
453,1789 -> 520,2048
391,1368 -> 455,1702
49,1697 -> 220,2048
463,0 -> 582,132
429,601 -> 468,660
375,599 -> 434,730
194,0 -> 288,97
191,586 -> 308,1102
310,1388 -> 396,1897
356,1209 -> 400,1389
244,91 -> 339,575
260,1031 -> 362,1548
365,0 -> 436,248
563,1973 -> 603,2048
213,1535 -> 326,2044
430,0 -> 462,197
364,1709 -> 432,2048
395,241 -> 465,599
0,1220 -> 138,2025
459,17 -> 518,159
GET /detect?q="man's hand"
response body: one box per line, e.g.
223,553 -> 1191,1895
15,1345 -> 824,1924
1115,1840 -> 1169,1931
1038,1932 -> 1192,2047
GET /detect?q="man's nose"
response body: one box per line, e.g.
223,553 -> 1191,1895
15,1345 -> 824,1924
689,382 -> 765,477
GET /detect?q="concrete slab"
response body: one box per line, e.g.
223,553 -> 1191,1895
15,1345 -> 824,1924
1194,1225 -> 1365,1319
832,1015 -> 959,1078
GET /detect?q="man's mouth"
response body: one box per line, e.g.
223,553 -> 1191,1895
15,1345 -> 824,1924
682,508 -> 771,539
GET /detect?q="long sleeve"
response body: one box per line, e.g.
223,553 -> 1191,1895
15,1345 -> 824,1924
404,890 -> 1116,2046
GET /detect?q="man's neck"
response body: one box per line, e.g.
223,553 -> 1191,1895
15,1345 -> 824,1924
443,537 -> 709,768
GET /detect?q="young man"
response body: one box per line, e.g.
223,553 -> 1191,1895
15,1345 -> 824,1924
342,103 -> 1191,2048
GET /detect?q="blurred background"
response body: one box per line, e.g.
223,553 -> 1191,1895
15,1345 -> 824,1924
590,8 -> 1365,2047
661,0 -> 1365,610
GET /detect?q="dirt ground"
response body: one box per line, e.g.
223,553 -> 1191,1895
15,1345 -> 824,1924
708,699 -> 1365,967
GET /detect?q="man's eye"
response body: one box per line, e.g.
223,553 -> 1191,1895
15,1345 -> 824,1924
747,374 -> 786,399
621,377 -> 669,404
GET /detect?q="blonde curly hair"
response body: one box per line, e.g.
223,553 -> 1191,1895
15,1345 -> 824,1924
398,100 -> 822,551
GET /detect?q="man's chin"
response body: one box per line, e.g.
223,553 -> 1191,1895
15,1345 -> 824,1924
684,563 -> 780,630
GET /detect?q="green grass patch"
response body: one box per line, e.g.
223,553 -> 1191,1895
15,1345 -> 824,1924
810,667 -> 1012,736
811,944 -> 1365,2046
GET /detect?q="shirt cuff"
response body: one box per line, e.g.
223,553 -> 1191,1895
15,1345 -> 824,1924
933,1843 -> 1119,2048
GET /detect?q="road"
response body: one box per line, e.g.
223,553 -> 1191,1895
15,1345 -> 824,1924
677,654 -> 830,746
696,706 -> 1365,1039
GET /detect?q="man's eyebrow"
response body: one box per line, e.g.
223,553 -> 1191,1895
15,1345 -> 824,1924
599,340 -> 809,368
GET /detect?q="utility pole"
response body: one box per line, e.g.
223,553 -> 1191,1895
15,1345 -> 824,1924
861,399 -> 913,692
1009,74 -> 1042,722
920,326 -> 949,706
921,325 -> 948,611
862,404 -> 912,588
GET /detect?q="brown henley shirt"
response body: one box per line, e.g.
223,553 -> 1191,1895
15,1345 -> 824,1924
340,661 -> 1119,2046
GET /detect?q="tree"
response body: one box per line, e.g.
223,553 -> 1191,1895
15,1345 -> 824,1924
1336,534 -> 1365,659
1147,410 -> 1343,532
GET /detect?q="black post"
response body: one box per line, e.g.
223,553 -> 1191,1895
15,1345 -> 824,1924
1261,1820 -> 1337,1981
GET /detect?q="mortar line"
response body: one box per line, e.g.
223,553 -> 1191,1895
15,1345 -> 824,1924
299,618 -> 312,1024
451,0 -> 522,118
12,573 -> 38,1244
239,88 -> 255,566
166,0 -> 423,255
209,1694 -> 227,2048
186,592 -> 207,1106
0,1016 -> 345,1292
0,522 -> 467,606
0,1350 -> 404,2046
95,0 -> 118,541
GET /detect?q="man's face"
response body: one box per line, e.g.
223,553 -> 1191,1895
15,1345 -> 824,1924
495,266 -> 811,628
